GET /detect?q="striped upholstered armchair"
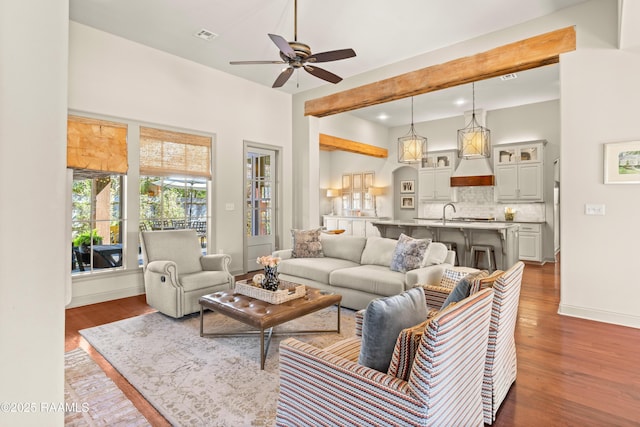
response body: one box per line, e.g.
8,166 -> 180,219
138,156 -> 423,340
483,261 -> 525,424
417,261 -> 525,423
276,288 -> 494,426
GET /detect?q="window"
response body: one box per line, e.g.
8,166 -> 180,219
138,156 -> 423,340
139,127 -> 212,254
68,115 -> 127,275
72,173 -> 124,273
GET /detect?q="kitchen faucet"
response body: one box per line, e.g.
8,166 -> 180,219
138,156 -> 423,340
442,202 -> 456,225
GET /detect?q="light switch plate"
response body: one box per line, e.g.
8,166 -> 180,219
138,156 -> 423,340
585,204 -> 605,215
225,203 -> 235,211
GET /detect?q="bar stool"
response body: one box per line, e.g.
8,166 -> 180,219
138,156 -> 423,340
439,241 -> 459,266
470,244 -> 497,272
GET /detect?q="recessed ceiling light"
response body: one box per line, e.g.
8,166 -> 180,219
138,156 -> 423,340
377,113 -> 389,121
500,73 -> 518,81
454,98 -> 466,106
194,29 -> 218,41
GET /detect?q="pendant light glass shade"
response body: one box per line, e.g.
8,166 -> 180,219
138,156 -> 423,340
398,97 -> 427,163
457,82 -> 491,158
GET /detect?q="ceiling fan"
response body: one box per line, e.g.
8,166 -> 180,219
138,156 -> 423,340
230,0 -> 356,88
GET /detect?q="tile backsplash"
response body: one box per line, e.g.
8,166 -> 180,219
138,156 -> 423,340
420,187 -> 546,222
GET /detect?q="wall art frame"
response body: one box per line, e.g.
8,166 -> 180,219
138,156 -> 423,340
604,140 -> 640,184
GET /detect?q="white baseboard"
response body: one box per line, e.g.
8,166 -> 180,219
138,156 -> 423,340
558,304 -> 640,329
67,284 -> 145,308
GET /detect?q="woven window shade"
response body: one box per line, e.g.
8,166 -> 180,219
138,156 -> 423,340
67,115 -> 128,174
140,127 -> 211,179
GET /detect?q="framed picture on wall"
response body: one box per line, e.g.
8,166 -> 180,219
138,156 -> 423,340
352,173 -> 363,190
604,140 -> 640,184
400,180 -> 414,193
400,196 -> 415,209
342,174 -> 351,191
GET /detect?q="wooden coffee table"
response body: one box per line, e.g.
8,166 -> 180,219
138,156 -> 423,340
199,285 -> 341,369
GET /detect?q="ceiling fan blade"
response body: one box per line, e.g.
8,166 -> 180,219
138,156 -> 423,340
306,48 -> 356,63
230,60 -> 286,65
268,34 -> 296,59
272,67 -> 294,88
303,65 -> 342,84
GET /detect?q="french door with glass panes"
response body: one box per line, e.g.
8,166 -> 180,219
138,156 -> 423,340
245,147 -> 277,271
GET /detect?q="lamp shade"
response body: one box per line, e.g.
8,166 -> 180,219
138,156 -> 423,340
398,135 -> 427,163
326,188 -> 341,198
367,186 -> 385,196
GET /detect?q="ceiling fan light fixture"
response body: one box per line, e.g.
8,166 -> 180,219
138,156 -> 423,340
457,82 -> 491,158
398,97 -> 427,164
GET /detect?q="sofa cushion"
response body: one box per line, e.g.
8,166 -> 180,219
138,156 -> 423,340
180,270 -> 231,292
390,234 -> 430,273
421,242 -> 449,267
329,265 -> 405,297
291,228 -> 324,258
278,257 -> 359,284
360,237 -> 398,267
441,270 -> 489,310
319,234 -> 367,264
358,287 -> 428,373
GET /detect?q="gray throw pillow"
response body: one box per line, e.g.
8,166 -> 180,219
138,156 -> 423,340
358,287 -> 428,373
389,233 -> 429,273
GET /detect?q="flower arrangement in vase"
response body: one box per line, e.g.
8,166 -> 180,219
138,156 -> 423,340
256,255 -> 281,291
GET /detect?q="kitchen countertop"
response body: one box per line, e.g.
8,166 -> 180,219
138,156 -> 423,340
373,219 -> 519,230
414,217 -> 545,224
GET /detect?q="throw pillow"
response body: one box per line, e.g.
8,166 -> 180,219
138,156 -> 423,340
469,270 -> 505,294
358,287 -> 428,373
420,242 -> 449,267
439,268 -> 471,290
389,234 -> 429,273
440,270 -> 489,310
387,318 -> 431,381
290,228 -> 324,258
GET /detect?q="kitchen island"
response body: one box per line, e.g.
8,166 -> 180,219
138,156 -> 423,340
371,219 -> 519,271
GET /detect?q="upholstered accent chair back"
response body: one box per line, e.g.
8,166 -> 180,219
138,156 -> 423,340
483,261 -> 525,424
276,287 -> 494,426
140,229 -> 203,274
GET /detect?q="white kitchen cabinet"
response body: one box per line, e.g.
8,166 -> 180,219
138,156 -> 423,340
518,223 -> 542,262
419,150 -> 457,202
494,141 -> 545,202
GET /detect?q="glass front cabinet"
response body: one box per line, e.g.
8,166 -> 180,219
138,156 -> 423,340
419,150 -> 457,202
493,141 -> 545,202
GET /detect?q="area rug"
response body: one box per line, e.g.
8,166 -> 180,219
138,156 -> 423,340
65,347 -> 149,426
80,306 -> 355,426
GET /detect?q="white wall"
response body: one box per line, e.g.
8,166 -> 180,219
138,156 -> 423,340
0,0 -> 68,425
67,22 -> 292,305
559,48 -> 640,326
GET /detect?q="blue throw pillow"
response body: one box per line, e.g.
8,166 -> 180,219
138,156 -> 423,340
358,287 -> 428,373
440,277 -> 472,310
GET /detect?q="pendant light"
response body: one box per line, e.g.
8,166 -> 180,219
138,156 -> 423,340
457,82 -> 491,158
397,97 -> 427,163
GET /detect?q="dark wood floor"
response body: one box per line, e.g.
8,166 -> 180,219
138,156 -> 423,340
65,262 -> 640,426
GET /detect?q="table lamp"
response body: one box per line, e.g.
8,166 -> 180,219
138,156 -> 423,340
367,187 -> 385,217
326,189 -> 341,215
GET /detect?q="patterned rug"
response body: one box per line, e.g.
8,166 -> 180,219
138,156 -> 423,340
65,348 -> 149,426
80,306 -> 355,426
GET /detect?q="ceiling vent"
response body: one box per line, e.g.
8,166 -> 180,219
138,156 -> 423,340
500,73 -> 518,81
193,29 -> 218,41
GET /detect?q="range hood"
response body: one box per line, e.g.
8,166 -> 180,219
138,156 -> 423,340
450,157 -> 495,187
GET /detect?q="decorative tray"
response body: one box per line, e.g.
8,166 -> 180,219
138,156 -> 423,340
235,279 -> 306,304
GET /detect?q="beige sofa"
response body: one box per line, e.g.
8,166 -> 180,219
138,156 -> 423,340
272,234 -> 455,310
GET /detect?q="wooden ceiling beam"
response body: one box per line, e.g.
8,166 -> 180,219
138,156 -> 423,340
305,26 -> 576,118
319,133 -> 388,158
